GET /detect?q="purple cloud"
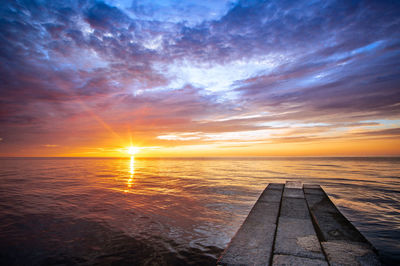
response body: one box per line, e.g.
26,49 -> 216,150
0,0 -> 399,155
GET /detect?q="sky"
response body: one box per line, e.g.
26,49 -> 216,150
0,0 -> 399,157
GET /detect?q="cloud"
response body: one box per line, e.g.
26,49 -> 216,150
0,0 -> 399,155
351,128 -> 400,138
43,144 -> 59,148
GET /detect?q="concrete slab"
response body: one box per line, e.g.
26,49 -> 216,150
218,223 -> 277,265
218,185 -> 283,265
272,254 -> 328,266
322,241 -> 381,266
219,183 -> 381,266
267,183 -> 285,190
304,193 -> 369,242
303,187 -> 325,195
280,197 -> 310,220
259,185 -> 283,203
274,217 -> 325,260
283,187 -> 305,198
286,181 -> 302,189
244,201 -> 281,225
303,184 -> 321,189
304,188 -> 381,265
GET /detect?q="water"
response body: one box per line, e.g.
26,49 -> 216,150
0,157 -> 399,265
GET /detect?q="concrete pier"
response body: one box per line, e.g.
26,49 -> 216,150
218,182 -> 381,266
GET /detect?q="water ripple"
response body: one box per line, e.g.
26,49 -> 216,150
0,157 -> 399,265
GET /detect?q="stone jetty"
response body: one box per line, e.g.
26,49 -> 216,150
218,181 -> 381,266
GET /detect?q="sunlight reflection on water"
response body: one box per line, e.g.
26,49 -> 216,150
126,156 -> 134,191
0,157 -> 399,265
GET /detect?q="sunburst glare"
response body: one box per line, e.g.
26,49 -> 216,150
126,146 -> 140,156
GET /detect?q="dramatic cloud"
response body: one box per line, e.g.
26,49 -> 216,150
0,0 -> 399,156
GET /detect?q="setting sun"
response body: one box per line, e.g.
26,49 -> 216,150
127,146 -> 140,156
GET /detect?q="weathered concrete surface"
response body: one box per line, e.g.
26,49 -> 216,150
304,185 -> 381,265
280,197 -> 310,219
219,182 -> 381,265
218,223 -> 277,265
272,254 -> 328,266
273,182 -> 326,262
218,184 -> 283,265
304,186 -> 367,242
303,184 -> 322,189
259,184 -> 284,203
267,183 -> 285,190
303,186 -> 325,195
274,217 -> 325,260
283,187 -> 305,199
322,241 -> 381,266
285,181 -> 302,189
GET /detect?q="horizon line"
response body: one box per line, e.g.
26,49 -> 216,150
1,155 -> 399,159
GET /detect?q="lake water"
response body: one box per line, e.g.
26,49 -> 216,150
0,157 -> 399,265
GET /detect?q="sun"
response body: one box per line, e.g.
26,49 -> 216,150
127,146 -> 140,155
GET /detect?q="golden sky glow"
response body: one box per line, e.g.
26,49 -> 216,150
3,126 -> 399,157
